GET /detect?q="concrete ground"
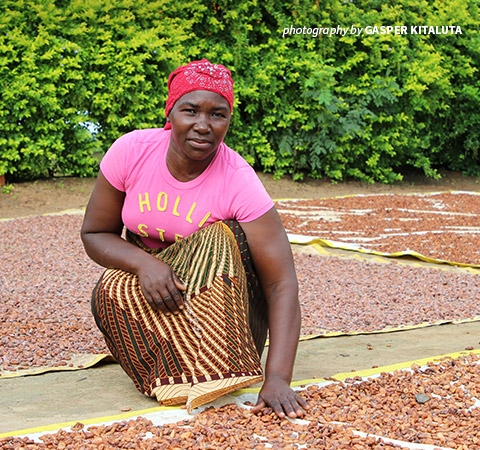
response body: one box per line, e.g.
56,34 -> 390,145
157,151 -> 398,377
2,244 -> 479,435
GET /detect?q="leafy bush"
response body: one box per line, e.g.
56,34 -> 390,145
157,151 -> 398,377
1,0 -> 479,182
192,0 -> 479,182
0,0 -> 191,180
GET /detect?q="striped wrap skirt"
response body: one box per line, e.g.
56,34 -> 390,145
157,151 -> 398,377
91,221 -> 268,412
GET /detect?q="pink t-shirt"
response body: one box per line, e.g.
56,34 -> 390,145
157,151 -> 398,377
100,128 -> 274,249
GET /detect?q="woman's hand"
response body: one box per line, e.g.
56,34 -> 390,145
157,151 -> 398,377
251,376 -> 310,419
137,256 -> 186,315
81,171 -> 187,317
240,208 -> 306,419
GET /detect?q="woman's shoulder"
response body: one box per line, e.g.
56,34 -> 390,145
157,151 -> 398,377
215,144 -> 266,190
135,127 -> 170,141
118,128 -> 169,145
219,143 -> 254,172
214,144 -> 273,220
107,128 -> 170,156
101,128 -> 169,174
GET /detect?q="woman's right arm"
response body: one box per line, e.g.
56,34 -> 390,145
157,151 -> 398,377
80,171 -> 185,315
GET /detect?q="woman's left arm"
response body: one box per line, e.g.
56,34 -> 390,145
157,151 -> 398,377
240,206 -> 310,418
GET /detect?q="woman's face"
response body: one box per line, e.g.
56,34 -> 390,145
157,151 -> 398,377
167,90 -> 231,164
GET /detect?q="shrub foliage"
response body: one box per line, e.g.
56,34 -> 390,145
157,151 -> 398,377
1,0 -> 479,182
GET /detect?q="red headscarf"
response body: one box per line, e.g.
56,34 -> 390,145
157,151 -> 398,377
164,59 -> 234,129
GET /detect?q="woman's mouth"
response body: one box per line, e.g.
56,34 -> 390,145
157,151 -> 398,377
188,139 -> 212,149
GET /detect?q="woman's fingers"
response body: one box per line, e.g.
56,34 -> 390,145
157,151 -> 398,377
162,295 -> 176,315
252,383 -> 310,419
250,399 -> 266,414
173,273 -> 187,292
264,396 -> 304,419
140,286 -> 162,311
296,394 -> 310,411
150,286 -> 182,316
145,290 -> 181,315
163,275 -> 185,314
137,256 -> 184,314
269,398 -> 287,418
143,287 -> 169,313
255,396 -> 306,419
282,395 -> 309,418
170,274 -> 186,312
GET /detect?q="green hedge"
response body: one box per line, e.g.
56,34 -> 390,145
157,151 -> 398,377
1,0 -> 479,182
0,0 -> 191,179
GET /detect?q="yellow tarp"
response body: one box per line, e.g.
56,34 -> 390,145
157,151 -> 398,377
3,348 -> 479,440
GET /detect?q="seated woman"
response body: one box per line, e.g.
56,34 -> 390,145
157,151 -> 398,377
81,59 -> 308,418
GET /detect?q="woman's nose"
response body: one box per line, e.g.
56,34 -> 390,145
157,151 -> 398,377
193,114 -> 210,132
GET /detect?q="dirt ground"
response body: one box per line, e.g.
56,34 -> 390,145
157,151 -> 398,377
2,170 -> 480,219
2,171 -> 480,434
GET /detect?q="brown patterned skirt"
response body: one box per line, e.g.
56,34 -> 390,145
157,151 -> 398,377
91,221 -> 268,412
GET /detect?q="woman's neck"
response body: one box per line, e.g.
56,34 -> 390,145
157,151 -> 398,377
165,149 -> 218,182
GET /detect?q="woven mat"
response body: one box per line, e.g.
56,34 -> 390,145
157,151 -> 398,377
279,191 -> 480,267
2,193 -> 480,377
3,349 -> 480,450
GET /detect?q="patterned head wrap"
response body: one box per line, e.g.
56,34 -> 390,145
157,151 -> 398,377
164,59 -> 234,129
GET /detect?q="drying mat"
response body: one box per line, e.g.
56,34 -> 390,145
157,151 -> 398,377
294,251 -> 480,339
277,191 -> 480,267
0,213 -> 108,377
3,349 -> 480,450
0,355 -> 114,379
2,211 -> 480,377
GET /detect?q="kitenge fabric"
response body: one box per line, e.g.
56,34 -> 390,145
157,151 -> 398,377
91,221 -> 267,412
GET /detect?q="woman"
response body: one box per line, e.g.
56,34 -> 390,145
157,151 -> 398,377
81,59 -> 308,418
